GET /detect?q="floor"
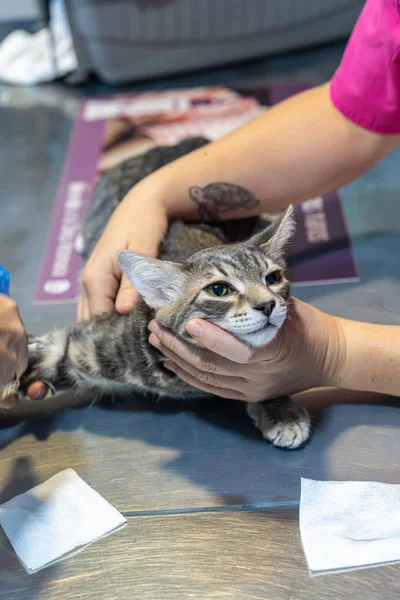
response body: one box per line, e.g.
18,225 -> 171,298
1,30 -> 400,599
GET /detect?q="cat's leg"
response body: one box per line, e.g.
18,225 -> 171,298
20,324 -> 106,398
20,311 -> 145,400
20,330 -> 77,396
246,399 -> 310,450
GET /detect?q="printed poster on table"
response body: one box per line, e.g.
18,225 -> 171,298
34,82 -> 359,304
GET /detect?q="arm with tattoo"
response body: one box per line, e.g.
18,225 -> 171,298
189,183 -> 260,220
80,83 -> 398,316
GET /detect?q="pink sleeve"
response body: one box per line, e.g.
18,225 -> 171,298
330,0 -> 400,134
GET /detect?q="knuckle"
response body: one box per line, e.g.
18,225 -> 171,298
18,354 -> 29,377
197,357 -> 216,374
82,266 -> 96,288
1,297 -> 18,318
81,274 -> 90,289
8,324 -> 25,342
6,298 -> 18,312
175,369 -> 189,384
1,354 -> 17,381
17,331 -> 28,348
161,345 -> 173,360
15,321 -> 26,337
239,347 -> 254,364
167,337 -> 179,355
199,371 -> 216,386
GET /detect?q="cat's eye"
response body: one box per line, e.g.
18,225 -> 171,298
205,282 -> 233,297
265,271 -> 282,286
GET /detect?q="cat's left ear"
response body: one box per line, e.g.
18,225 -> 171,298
247,205 -> 295,263
118,251 -> 187,310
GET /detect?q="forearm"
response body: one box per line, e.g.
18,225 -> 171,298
128,83 -> 399,220
330,318 -> 400,397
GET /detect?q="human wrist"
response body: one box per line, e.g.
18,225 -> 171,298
317,312 -> 347,389
123,172 -> 172,217
328,318 -> 394,394
291,299 -> 346,389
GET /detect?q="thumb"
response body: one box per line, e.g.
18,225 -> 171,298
185,319 -> 256,363
115,274 -> 139,314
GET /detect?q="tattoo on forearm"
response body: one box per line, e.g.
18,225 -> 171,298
189,182 -> 260,221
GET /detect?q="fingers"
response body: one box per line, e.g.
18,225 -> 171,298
85,280 -> 116,318
15,336 -> 29,380
184,319 -> 257,364
0,394 -> 17,410
75,191 -> 168,321
0,300 -> 25,386
78,266 -> 132,321
162,359 -> 245,400
115,273 -> 138,315
77,295 -> 83,322
77,290 -> 90,322
148,323 -> 242,376
80,264 -> 120,320
10,303 -> 28,380
149,331 -> 245,390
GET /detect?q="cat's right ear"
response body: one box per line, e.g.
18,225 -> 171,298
247,205 -> 295,263
118,251 -> 186,310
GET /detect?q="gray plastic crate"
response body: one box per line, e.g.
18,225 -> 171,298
64,0 -> 364,84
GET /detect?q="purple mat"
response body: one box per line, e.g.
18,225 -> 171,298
34,82 -> 358,304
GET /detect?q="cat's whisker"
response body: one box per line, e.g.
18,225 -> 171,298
191,344 -> 203,359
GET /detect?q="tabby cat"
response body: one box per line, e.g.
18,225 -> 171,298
21,139 -> 310,449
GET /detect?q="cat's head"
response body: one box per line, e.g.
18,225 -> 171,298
118,206 -> 295,348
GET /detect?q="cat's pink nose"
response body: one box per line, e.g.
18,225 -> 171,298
254,300 -> 275,317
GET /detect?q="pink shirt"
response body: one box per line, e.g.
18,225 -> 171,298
330,0 -> 400,134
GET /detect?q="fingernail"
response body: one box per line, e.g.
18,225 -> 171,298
164,361 -> 175,372
28,382 -> 47,400
186,320 -> 204,338
148,320 -> 162,339
149,333 -> 161,349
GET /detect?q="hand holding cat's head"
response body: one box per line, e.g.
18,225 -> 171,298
118,207 -> 295,348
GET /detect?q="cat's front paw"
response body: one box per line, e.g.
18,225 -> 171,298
247,398 -> 310,450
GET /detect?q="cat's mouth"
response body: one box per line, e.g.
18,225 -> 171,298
249,321 -> 275,334
234,319 -> 282,348
223,320 -> 275,338
262,321 -> 275,330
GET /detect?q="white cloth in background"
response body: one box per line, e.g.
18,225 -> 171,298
0,469 -> 126,573
0,0 -> 77,85
300,477 -> 400,575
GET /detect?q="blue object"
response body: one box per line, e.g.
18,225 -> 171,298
0,264 -> 10,296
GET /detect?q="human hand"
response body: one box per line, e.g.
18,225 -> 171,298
148,298 -> 344,402
78,182 -> 169,321
0,296 -> 48,408
0,296 -> 28,408
0,296 -> 47,408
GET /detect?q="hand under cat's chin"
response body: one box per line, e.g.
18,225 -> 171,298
209,307 -> 287,349
179,314 -> 284,349
237,323 -> 279,348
